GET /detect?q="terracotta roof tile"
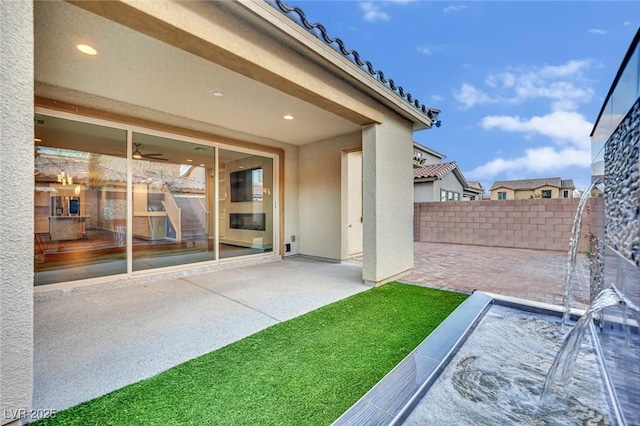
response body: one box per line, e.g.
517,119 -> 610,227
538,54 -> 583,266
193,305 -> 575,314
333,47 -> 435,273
269,0 -> 440,124
414,162 -> 457,179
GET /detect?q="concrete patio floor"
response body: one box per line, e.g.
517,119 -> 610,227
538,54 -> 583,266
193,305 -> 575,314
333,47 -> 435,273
33,257 -> 367,414
33,243 -> 589,418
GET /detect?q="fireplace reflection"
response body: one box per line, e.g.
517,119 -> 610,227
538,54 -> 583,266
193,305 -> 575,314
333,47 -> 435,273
229,213 -> 266,231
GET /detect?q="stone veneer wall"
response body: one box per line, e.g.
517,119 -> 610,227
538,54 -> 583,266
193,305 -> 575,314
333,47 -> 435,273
600,97 -> 640,307
596,94 -> 640,426
414,198 -> 590,252
604,99 -> 640,267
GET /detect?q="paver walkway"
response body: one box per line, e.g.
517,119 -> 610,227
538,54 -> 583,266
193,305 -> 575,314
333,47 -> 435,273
403,242 -> 591,308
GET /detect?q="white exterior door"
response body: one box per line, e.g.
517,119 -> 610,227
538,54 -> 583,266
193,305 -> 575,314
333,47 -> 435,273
347,151 -> 363,256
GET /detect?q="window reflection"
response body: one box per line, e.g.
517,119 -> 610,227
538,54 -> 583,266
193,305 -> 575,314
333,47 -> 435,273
34,114 -> 275,286
219,149 -> 273,259
34,115 -> 128,285
132,133 -> 215,271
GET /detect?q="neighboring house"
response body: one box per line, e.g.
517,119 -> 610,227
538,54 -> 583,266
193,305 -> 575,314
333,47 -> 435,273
489,178 -> 576,200
413,145 -> 483,202
464,181 -> 485,201
2,1 -> 442,422
413,142 -> 446,168
414,162 -> 471,202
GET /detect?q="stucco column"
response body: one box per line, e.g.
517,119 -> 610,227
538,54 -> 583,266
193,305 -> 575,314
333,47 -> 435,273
362,118 -> 414,286
0,1 -> 34,424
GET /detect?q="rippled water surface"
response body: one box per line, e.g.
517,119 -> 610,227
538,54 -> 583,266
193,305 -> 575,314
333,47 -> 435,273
404,305 -> 614,426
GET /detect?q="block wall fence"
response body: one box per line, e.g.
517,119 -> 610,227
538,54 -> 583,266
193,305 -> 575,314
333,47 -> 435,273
414,198 -> 594,252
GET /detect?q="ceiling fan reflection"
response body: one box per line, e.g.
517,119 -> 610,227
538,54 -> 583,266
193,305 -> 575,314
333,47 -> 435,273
132,143 -> 168,161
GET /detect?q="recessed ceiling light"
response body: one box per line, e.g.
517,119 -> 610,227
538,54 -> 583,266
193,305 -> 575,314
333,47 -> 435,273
77,44 -> 97,55
200,163 -> 205,167
34,138 -> 42,142
283,114 -> 294,120
186,159 -> 193,162
212,91 -> 224,97
238,166 -> 245,169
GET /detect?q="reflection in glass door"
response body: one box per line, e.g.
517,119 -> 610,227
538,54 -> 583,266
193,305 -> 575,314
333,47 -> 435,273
34,114 -> 128,285
218,149 -> 273,258
132,132 -> 215,271
34,112 -> 276,287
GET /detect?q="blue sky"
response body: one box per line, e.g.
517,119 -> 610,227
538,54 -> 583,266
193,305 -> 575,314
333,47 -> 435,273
289,1 -> 639,192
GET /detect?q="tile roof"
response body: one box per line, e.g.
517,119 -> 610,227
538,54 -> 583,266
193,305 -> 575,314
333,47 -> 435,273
414,162 -> 457,179
35,156 -> 206,193
467,181 -> 484,190
490,177 -> 575,191
268,0 -> 440,124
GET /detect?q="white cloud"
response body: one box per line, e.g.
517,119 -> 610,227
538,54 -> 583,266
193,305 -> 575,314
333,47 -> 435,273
538,60 -> 590,78
417,44 -> 445,56
624,21 -> 631,26
514,79 -> 593,111
360,2 -> 390,22
485,72 -> 516,89
431,94 -> 444,102
457,59 -> 597,180
454,83 -> 493,109
359,0 -> 414,22
480,111 -> 591,148
455,60 -> 593,111
443,5 -> 467,13
588,28 -> 608,35
466,146 -> 590,178
467,110 -> 592,179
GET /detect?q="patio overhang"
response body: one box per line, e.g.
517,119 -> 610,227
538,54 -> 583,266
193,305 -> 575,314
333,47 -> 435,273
39,0 -> 378,146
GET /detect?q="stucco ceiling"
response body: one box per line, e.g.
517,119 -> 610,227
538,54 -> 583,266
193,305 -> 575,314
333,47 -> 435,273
34,1 -> 360,146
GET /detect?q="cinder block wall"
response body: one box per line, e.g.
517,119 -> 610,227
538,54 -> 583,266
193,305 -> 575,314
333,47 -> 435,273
414,198 -> 592,252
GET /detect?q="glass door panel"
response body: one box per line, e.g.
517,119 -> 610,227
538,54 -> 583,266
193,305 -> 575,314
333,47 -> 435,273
218,149 -> 273,258
132,132 -> 214,271
34,114 -> 127,285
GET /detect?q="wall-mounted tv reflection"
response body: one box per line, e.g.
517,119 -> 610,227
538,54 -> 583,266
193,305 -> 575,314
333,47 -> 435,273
230,168 -> 263,202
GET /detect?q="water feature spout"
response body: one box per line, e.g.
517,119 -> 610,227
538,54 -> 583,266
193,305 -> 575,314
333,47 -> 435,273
542,284 -> 640,403
562,181 -> 600,327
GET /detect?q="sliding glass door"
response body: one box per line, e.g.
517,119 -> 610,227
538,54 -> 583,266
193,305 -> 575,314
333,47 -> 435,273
34,111 -> 277,287
131,132 -> 215,271
218,149 -> 274,258
34,114 -> 128,285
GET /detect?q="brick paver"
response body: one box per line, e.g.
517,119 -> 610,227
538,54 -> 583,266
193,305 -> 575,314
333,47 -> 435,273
403,242 -> 591,309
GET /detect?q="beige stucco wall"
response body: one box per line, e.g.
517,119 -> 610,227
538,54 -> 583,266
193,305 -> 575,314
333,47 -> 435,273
0,1 -> 34,424
422,152 -> 441,165
513,189 -> 536,199
298,132 -> 361,260
363,112 -> 414,285
492,186 -> 567,200
514,186 -> 561,199
490,187 -> 515,200
414,182 -> 437,202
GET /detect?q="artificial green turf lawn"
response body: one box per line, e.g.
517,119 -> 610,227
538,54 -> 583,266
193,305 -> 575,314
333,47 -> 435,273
36,282 -> 467,426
